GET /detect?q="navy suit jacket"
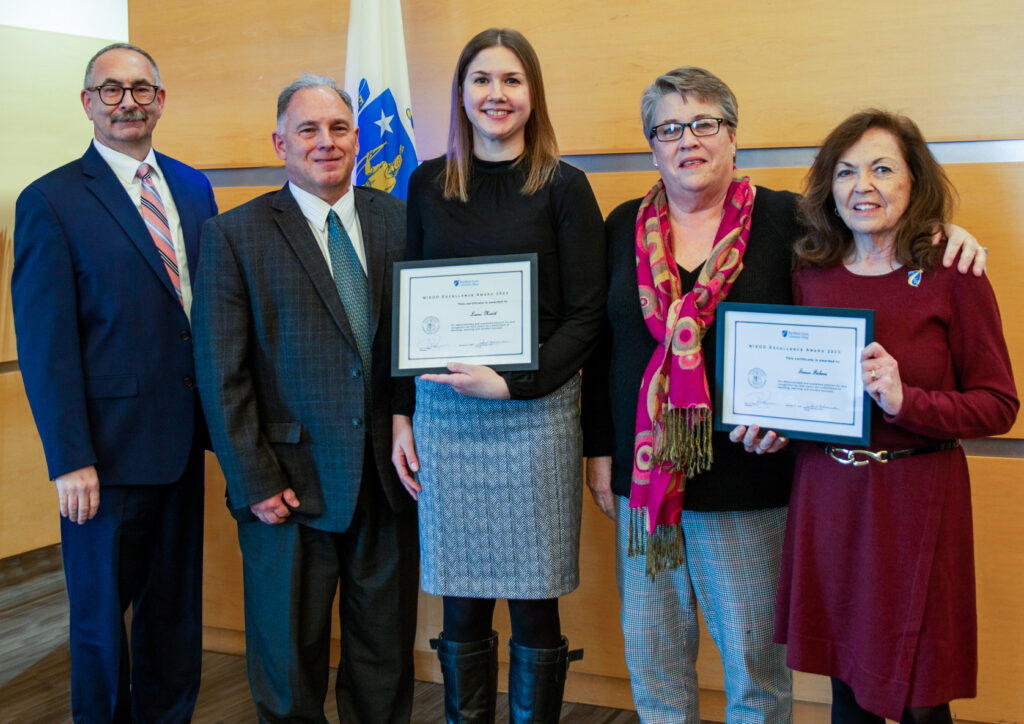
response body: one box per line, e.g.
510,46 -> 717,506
192,185 -> 413,530
12,143 -> 218,485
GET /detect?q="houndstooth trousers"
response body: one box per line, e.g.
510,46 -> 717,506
615,496 -> 792,723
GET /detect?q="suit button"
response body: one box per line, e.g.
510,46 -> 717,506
350,368 -> 362,379
351,417 -> 363,428
183,376 -> 194,387
180,330 -> 192,341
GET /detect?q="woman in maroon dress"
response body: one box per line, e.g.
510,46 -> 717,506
773,110 -> 1019,722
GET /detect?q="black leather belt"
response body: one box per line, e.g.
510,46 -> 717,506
821,440 -> 960,466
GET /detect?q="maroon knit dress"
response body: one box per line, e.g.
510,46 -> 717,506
775,263 -> 1018,719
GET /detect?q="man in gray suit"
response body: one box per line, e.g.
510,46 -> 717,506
192,74 -> 418,723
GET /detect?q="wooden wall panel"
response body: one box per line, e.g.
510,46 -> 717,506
129,0 -> 350,169
411,0 -> 1024,158
958,456 -> 1024,723
586,170 -> 659,219
129,0 -> 1024,168
1,227 -> 15,362
202,455 -> 246,635
0,372 -> 59,559
212,186 -> 278,214
403,0 -> 1024,158
946,163 -> 1024,438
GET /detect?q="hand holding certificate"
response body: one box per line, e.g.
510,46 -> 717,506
714,302 -> 874,445
392,254 -> 539,376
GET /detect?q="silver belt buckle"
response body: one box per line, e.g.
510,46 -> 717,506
827,446 -> 887,466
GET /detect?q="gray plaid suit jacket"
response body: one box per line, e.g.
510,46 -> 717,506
193,184 -> 412,531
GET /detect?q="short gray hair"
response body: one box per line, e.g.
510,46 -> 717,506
84,43 -> 161,88
276,73 -> 353,130
639,67 -> 738,141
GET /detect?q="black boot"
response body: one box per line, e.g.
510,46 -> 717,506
507,637 -> 583,723
430,631 -> 498,723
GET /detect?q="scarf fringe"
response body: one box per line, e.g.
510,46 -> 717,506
628,507 -> 645,557
652,407 -> 714,477
628,508 -> 685,578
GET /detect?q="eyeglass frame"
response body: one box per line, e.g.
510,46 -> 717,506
648,118 -> 729,142
86,83 -> 161,106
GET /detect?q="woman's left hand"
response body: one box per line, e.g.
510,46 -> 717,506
729,424 -> 789,454
862,342 -> 903,415
391,414 -> 421,500
938,223 -> 987,277
420,362 -> 511,399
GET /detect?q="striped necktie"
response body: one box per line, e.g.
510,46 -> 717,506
136,163 -> 182,304
326,209 -> 372,381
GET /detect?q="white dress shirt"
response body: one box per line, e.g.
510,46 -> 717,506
287,181 -> 368,275
92,139 -> 194,321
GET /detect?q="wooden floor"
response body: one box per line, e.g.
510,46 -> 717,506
0,545 -> 640,723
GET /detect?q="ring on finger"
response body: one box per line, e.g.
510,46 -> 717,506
870,368 -> 878,381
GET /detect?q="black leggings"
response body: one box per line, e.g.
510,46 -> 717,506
830,678 -> 953,724
442,596 -> 561,649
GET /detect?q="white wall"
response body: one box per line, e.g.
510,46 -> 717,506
0,0 -> 127,41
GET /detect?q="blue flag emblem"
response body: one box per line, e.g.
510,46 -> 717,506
355,79 -> 418,199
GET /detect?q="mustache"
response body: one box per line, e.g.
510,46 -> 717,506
111,110 -> 148,122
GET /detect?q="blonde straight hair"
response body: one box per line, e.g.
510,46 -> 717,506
443,28 -> 560,202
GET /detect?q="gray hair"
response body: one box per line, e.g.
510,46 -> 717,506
84,43 -> 161,88
276,73 -> 353,131
639,67 -> 738,141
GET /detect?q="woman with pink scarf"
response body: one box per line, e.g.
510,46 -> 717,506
580,68 -> 985,723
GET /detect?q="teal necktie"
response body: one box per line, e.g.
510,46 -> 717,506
326,210 -> 371,380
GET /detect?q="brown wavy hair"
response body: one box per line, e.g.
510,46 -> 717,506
443,28 -> 560,202
795,109 -> 956,271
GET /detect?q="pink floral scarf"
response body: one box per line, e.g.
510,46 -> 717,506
630,175 -> 755,575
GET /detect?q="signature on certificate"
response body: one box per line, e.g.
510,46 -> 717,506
743,392 -> 776,408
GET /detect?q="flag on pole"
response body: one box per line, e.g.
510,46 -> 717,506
344,0 -> 418,200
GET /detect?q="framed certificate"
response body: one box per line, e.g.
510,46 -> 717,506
714,302 -> 874,445
391,253 -> 539,376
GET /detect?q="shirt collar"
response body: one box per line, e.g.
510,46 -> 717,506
287,182 -> 357,232
92,139 -> 160,186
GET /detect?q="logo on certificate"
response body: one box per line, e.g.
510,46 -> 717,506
748,367 -> 767,389
422,316 -> 440,334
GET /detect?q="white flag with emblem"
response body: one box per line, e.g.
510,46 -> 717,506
344,0 -> 418,199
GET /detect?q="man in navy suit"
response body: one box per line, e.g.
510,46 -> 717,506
192,74 -> 417,723
12,43 -> 217,722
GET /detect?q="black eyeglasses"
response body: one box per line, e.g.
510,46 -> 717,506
649,118 -> 727,142
87,84 -> 160,106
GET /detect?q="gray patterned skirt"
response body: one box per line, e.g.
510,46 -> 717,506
413,374 -> 582,599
